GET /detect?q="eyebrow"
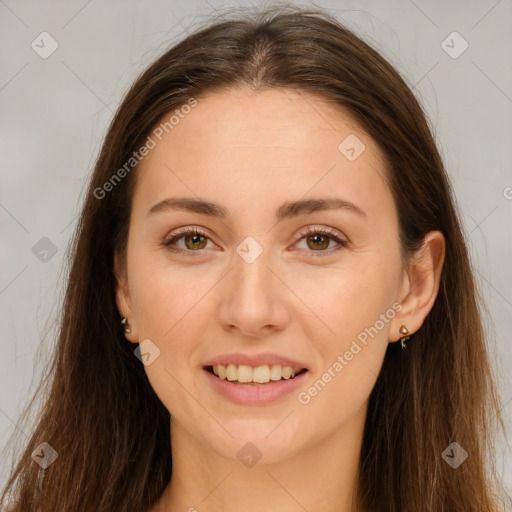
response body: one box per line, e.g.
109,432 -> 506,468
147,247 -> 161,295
147,196 -> 367,221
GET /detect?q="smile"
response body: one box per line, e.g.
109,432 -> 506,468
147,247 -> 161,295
206,364 -> 307,384
203,364 -> 309,404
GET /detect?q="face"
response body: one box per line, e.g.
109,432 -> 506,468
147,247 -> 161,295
114,87 -> 408,464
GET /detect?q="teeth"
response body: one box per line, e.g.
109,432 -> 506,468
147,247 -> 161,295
282,366 -> 292,379
226,364 -> 237,381
211,364 -> 302,383
270,364 -> 282,381
237,365 -> 253,383
253,365 -> 270,383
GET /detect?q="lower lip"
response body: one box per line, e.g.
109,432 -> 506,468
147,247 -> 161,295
203,368 -> 308,405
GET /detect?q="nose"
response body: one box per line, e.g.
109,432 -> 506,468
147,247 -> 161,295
217,245 -> 290,339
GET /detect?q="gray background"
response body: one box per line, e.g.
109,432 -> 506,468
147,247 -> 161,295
1,0 -> 511,497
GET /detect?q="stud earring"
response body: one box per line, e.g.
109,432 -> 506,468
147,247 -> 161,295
399,325 -> 410,350
120,317 -> 131,334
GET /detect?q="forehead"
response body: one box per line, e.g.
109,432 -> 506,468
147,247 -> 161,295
133,87 -> 393,223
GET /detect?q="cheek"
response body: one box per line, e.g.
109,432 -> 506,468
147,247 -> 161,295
129,252 -> 205,338
298,252 -> 401,343
128,263 -> 209,416
294,254 -> 400,410
296,343 -> 385,434
294,273 -> 394,421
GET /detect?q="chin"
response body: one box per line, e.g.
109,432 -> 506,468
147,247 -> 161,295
206,418 -> 308,465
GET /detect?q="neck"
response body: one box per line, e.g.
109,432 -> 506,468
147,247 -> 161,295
156,404 -> 367,512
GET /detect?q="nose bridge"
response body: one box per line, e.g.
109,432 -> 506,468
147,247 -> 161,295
231,236 -> 276,304
218,236 -> 288,334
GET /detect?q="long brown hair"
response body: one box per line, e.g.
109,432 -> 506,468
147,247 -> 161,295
1,5 -> 508,511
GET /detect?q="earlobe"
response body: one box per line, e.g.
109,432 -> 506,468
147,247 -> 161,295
391,231 -> 446,341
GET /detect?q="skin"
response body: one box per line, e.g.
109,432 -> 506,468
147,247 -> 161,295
114,87 -> 445,512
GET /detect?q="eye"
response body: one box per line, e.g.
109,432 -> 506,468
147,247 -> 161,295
293,226 -> 348,257
163,225 -> 348,257
163,226 -> 213,256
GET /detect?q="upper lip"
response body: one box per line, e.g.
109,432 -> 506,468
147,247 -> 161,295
203,352 -> 308,370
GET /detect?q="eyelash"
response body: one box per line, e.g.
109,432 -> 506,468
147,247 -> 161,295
162,225 -> 348,258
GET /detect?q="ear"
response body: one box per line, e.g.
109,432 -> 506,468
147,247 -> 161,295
113,251 -> 138,343
390,230 -> 446,342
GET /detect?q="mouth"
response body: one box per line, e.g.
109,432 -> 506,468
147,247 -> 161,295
204,364 -> 308,385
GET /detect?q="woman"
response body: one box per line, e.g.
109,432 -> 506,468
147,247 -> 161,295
0,6 -> 508,511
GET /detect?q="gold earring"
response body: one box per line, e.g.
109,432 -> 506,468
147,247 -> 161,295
399,325 -> 410,350
121,317 -> 131,334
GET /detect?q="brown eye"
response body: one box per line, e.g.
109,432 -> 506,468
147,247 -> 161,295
306,233 -> 330,250
163,225 -> 347,258
183,233 -> 208,250
295,226 -> 348,257
163,227 -> 212,255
